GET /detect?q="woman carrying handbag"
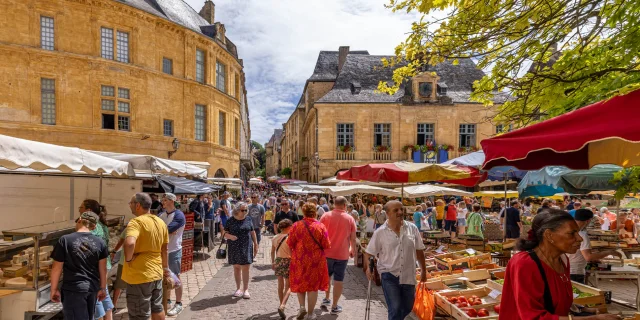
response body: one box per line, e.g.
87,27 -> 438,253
221,202 -> 258,299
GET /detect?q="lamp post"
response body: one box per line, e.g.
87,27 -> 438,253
168,138 -> 180,158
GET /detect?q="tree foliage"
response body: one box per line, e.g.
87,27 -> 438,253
251,140 -> 266,172
280,167 -> 292,178
381,0 -> 640,126
610,167 -> 640,201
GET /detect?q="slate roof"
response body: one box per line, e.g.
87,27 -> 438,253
115,0 -> 238,58
316,54 -> 510,104
308,50 -> 370,81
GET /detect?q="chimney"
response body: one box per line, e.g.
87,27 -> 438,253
338,46 -> 349,73
199,0 -> 215,24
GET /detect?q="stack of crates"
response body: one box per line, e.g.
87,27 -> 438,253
181,212 -> 195,273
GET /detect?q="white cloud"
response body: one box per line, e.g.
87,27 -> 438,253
185,0 -> 420,144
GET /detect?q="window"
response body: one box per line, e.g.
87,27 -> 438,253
101,85 -> 131,130
41,78 -> 56,125
163,119 -> 174,137
218,111 -> 226,146
40,16 -> 54,50
417,123 -> 434,145
162,57 -> 173,75
196,49 -> 205,83
437,84 -> 448,95
102,114 -> 115,129
235,73 -> 241,98
118,116 -> 130,131
116,31 -> 129,63
216,61 -> 226,92
459,124 -> 476,148
374,123 -> 391,147
101,27 -> 114,60
336,123 -> 354,147
234,118 -> 240,149
496,124 -> 513,133
195,104 -> 206,141
419,82 -> 433,97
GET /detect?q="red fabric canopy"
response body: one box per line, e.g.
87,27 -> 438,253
439,166 -> 487,187
482,89 -> 640,170
336,162 -> 470,183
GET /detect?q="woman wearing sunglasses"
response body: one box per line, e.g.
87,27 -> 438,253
224,202 -> 259,299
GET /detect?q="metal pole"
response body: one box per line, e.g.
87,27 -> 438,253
99,173 -> 103,203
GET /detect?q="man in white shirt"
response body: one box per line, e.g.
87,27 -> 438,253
158,193 -> 186,316
364,200 -> 427,320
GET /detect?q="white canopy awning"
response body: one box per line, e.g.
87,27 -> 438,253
0,134 -> 134,177
395,185 -> 473,198
282,185 -> 322,195
336,180 -> 418,188
302,185 -> 401,197
89,151 -> 207,178
248,178 -> 263,185
208,177 -> 243,185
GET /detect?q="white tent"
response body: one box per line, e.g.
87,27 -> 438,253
0,134 -> 134,177
208,177 -> 244,185
90,151 -> 207,178
302,184 -> 401,197
248,178 -> 263,185
395,184 -> 473,198
336,180 -> 418,188
282,185 -> 322,195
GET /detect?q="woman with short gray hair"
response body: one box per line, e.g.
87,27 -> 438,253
224,202 -> 258,299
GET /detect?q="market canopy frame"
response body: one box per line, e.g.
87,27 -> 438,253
395,184 -> 473,198
90,151 -> 207,178
336,161 -> 471,183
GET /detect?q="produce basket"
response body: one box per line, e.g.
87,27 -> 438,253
434,253 -> 470,271
572,281 -> 607,313
451,302 -> 500,320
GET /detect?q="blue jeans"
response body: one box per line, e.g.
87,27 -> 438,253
381,272 -> 415,320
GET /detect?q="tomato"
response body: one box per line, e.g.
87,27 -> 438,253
477,309 -> 489,317
458,296 -> 468,303
465,308 -> 478,317
457,302 -> 468,308
449,297 -> 458,303
472,300 -> 483,306
470,295 -> 479,301
493,305 -> 501,314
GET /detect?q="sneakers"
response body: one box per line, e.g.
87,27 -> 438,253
277,306 -> 286,319
330,305 -> 343,314
320,298 -> 331,309
296,308 -> 307,320
167,303 -> 183,316
232,290 -> 243,298
243,291 -> 251,299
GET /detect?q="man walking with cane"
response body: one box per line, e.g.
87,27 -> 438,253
364,200 -> 428,320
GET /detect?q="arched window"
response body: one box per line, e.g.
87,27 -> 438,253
214,169 -> 226,178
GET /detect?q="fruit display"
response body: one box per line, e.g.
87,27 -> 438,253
572,285 -> 595,298
495,279 -> 504,285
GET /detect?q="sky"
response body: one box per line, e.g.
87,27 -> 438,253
184,0 -> 420,145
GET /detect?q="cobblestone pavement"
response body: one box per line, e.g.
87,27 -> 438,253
177,235 -> 390,320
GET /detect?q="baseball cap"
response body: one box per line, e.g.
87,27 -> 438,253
574,209 -> 594,221
163,193 -> 177,201
78,211 -> 99,224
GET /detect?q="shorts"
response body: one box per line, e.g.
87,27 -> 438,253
505,226 -> 520,239
274,257 -> 291,278
61,289 -> 98,320
457,218 -> 466,227
436,220 -> 443,229
126,280 -> 163,319
114,265 -> 127,290
169,249 -> 182,275
94,287 -> 114,319
444,220 -> 456,232
326,258 -> 348,282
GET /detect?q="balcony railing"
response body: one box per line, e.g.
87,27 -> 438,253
373,151 -> 392,161
336,151 -> 356,161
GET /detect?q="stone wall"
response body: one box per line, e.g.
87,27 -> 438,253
0,0 -> 245,177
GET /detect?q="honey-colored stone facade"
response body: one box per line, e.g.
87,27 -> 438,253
0,0 -> 247,178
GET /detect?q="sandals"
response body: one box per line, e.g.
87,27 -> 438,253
232,290 -> 243,298
243,291 -> 251,299
278,307 -> 286,319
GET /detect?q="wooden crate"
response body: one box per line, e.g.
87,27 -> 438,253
451,302 -> 499,320
435,287 -> 501,316
572,281 -> 607,312
473,263 -> 500,270
442,278 -> 478,291
485,279 -> 503,292
423,279 -> 450,291
435,253 -> 470,271
434,290 -> 461,314
462,269 -> 491,282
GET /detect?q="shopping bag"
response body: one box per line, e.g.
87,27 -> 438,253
413,282 -> 435,320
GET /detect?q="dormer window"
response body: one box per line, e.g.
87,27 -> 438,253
437,83 -> 448,95
350,81 -> 361,94
418,82 -> 433,97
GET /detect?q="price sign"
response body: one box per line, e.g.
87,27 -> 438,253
466,248 -> 476,255
435,245 -> 446,254
489,289 -> 502,299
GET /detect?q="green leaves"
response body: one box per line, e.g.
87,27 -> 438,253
610,168 -> 640,201
382,0 -> 640,127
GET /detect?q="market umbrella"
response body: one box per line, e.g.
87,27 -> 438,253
156,175 -> 221,194
302,184 -> 401,197
444,150 -> 527,181
336,162 -> 470,183
482,89 -> 640,170
438,166 -> 488,187
395,184 -> 473,198
518,165 -> 623,198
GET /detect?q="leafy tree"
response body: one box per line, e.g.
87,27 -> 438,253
255,168 -> 266,179
609,167 -> 640,231
381,0 -> 640,126
251,140 -> 266,170
280,167 -> 292,178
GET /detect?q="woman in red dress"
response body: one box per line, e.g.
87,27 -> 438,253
500,209 -> 620,320
287,203 -> 331,319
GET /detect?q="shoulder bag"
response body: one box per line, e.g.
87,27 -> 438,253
527,250 -> 555,314
275,235 -> 289,255
303,220 -> 324,252
216,231 -> 228,259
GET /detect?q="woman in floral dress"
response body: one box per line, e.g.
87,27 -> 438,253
287,203 -> 331,320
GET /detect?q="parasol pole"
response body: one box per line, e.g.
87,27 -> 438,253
99,173 -> 103,203
504,172 -> 508,207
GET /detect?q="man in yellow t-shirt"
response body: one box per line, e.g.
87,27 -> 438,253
435,199 -> 445,230
123,193 -> 169,320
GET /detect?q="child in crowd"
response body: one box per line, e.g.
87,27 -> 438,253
271,219 -> 293,319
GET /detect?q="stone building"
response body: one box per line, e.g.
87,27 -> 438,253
265,129 -> 282,178
269,46 -> 508,182
0,0 -> 251,178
